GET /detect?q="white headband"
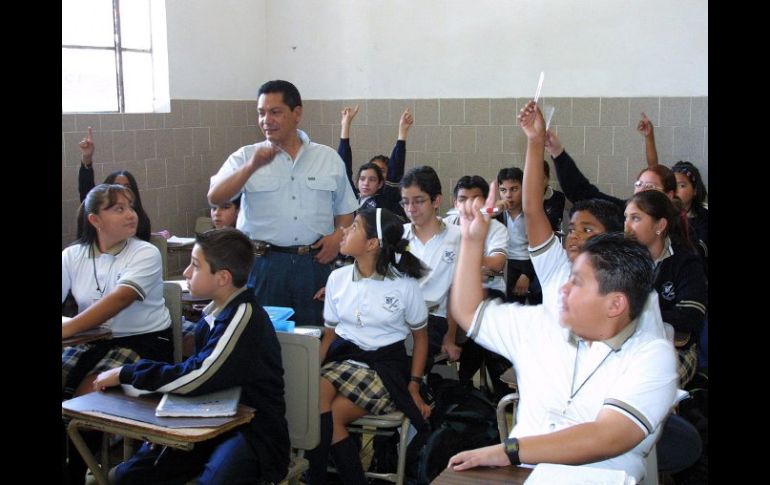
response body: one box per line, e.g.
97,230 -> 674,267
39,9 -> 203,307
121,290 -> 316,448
376,208 -> 383,247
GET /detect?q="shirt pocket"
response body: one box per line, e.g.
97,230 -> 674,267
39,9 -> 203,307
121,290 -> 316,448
245,176 -> 281,193
303,176 -> 336,208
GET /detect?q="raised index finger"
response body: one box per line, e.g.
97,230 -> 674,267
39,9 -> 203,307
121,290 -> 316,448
86,126 -> 93,141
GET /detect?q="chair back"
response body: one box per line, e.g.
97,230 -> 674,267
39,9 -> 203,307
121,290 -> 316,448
195,216 -> 214,235
150,234 -> 169,280
277,332 -> 320,451
163,281 -> 184,363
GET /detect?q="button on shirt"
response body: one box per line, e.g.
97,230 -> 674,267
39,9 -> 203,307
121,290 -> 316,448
212,130 -> 358,247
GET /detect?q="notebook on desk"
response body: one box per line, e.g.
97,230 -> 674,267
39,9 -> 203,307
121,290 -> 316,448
156,386 -> 242,418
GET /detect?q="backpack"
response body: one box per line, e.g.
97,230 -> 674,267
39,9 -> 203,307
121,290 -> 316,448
407,376 -> 500,484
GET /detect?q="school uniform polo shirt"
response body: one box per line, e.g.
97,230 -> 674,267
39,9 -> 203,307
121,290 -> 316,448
504,211 -> 529,260
403,220 -> 461,318
323,264 -> 428,351
212,129 -> 358,246
444,211 -> 508,294
61,238 -> 171,337
467,297 -> 678,482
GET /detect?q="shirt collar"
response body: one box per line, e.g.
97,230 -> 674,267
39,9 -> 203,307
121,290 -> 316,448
91,239 -> 130,258
203,287 -> 248,328
352,262 -> 385,281
566,319 -> 639,352
654,237 -> 674,266
404,218 -> 448,241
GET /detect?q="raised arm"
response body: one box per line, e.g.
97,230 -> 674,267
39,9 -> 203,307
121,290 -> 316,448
388,108 -> 413,183
78,126 -> 96,201
450,187 -> 496,331
546,130 -> 624,208
518,100 -> 553,248
636,112 -> 659,167
338,105 -> 360,192
208,144 -> 278,205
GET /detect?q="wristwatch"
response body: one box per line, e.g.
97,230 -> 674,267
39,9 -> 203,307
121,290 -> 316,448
503,437 -> 521,466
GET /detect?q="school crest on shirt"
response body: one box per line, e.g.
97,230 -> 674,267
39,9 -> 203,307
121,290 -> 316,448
660,281 -> 676,301
383,293 -> 400,312
442,248 -> 456,264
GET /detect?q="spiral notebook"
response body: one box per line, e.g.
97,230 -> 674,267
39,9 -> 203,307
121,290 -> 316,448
155,386 -> 241,418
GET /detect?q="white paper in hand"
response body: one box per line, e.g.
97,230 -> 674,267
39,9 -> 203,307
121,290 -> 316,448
533,71 -> 545,104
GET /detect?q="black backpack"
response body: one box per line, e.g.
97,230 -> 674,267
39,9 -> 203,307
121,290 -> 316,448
407,376 -> 500,484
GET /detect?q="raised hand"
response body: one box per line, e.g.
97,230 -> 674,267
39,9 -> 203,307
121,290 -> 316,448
79,126 -> 95,165
458,180 -> 497,243
517,100 -> 545,142
398,107 -> 414,139
340,105 -> 360,139
544,129 -> 564,158
636,112 -> 654,137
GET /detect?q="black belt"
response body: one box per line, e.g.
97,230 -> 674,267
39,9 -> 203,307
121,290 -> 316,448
252,240 -> 316,256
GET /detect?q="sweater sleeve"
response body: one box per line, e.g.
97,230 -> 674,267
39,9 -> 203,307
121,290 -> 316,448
388,139 -> 406,183
552,150 -> 624,208
659,254 -> 708,336
78,164 -> 96,202
338,138 -> 357,194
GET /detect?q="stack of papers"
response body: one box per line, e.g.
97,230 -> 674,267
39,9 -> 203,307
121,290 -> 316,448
155,387 -> 241,417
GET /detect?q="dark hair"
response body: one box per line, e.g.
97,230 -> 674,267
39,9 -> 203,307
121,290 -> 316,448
257,80 -> 302,110
453,175 -> 489,199
636,165 -> 676,195
211,196 -> 241,210
75,184 -> 136,246
580,233 -> 654,321
671,161 -> 707,207
627,190 -> 694,252
358,208 -> 426,280
569,199 -> 624,233
103,170 -> 151,241
194,228 -> 255,288
543,160 -> 551,179
496,167 -> 523,185
401,165 -> 442,201
369,155 -> 389,167
357,162 -> 384,184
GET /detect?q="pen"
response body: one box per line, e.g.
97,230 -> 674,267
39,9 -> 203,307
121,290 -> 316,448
480,207 -> 501,215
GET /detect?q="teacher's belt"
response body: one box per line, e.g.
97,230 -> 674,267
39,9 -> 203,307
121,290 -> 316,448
252,240 -> 318,257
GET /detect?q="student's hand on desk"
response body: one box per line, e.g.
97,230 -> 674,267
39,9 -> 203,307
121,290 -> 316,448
93,367 -> 122,391
447,443 -> 509,471
312,231 -> 342,264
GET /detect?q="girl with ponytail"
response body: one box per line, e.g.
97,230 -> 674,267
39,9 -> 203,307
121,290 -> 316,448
305,207 -> 430,485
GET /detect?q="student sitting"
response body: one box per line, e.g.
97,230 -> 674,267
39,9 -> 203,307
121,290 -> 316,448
94,228 -> 290,484
210,196 -> 241,229
305,208 -> 431,485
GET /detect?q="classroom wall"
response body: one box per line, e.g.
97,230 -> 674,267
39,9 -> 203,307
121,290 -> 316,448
62,0 -> 707,275
166,0 -> 707,99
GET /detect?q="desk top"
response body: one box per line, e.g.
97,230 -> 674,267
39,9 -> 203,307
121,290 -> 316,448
62,326 -> 112,348
62,389 -> 254,442
431,465 -> 532,484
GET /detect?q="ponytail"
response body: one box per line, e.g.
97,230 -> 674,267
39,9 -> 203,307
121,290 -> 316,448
360,208 -> 427,280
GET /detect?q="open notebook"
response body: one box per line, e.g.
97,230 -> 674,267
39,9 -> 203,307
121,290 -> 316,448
155,386 -> 241,418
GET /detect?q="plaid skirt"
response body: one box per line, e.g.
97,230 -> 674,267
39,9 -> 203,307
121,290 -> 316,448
677,344 -> 699,387
62,344 -> 141,389
321,360 -> 397,415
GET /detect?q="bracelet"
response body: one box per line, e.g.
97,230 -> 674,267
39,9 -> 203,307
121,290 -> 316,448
409,375 -> 422,384
502,437 -> 520,466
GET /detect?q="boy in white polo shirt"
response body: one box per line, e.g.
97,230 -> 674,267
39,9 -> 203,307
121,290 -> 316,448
400,165 -> 462,364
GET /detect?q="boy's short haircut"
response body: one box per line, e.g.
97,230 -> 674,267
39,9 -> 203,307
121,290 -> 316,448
453,175 -> 489,199
401,165 -> 442,200
569,199 -> 624,233
496,167 -> 524,185
195,228 -> 255,288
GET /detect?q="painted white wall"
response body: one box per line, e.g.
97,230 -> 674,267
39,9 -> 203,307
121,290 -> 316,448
166,0 -> 707,100
166,0 -> 267,99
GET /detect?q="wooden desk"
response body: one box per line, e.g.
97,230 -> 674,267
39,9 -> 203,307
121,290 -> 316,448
62,326 -> 112,348
62,389 -> 254,485
431,465 -> 532,484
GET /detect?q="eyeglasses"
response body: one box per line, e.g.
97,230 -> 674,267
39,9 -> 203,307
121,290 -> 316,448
633,180 -> 663,191
399,197 -> 430,207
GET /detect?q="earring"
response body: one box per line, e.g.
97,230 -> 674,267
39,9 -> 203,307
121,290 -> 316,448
655,230 -> 661,235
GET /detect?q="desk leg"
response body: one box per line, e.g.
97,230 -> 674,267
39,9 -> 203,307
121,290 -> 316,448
67,420 -> 110,485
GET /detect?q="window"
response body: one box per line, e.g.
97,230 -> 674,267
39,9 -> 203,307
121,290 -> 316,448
62,0 -> 169,113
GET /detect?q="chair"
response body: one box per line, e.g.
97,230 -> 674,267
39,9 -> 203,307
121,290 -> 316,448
163,281 -> 184,363
276,331 -> 321,485
195,216 -> 213,235
150,234 -> 169,280
343,411 -> 411,485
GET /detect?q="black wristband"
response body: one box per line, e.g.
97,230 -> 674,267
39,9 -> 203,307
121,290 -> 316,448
409,375 -> 422,384
502,437 -> 520,466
